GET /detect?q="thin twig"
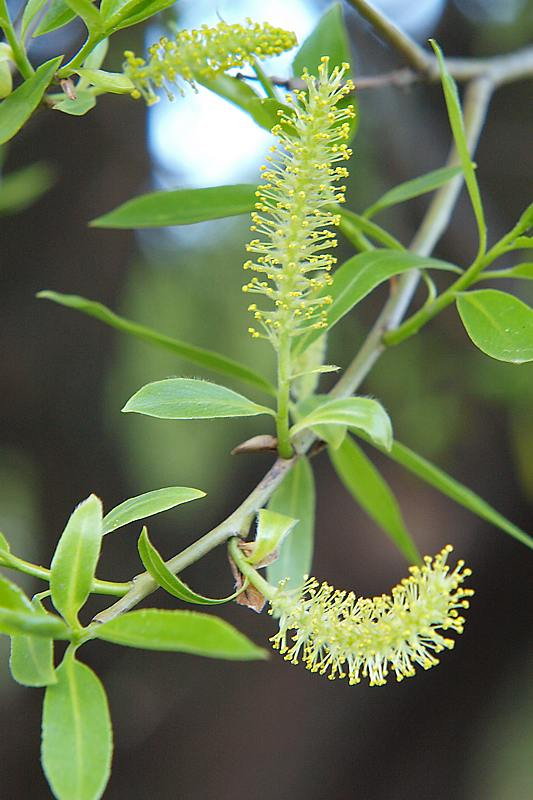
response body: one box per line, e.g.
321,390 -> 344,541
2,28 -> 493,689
91,10 -> 533,626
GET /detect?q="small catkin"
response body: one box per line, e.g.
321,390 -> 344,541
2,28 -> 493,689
244,57 -> 355,345
123,19 -> 297,104
269,546 -> 473,686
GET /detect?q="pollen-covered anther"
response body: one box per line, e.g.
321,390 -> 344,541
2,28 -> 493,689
269,546 -> 473,686
124,20 -> 297,104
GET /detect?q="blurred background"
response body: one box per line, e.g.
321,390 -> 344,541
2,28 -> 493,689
1,0 -> 532,797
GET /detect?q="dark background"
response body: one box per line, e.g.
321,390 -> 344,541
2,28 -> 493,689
1,1 -> 532,798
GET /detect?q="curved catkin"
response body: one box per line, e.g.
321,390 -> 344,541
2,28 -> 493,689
123,19 -> 297,105
243,57 -> 355,345
268,546 -> 473,686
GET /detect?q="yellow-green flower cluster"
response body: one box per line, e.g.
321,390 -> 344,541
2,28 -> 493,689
244,57 -> 355,344
123,19 -> 297,105
269,546 -> 473,686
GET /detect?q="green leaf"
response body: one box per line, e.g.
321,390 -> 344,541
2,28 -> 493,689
0,47 -> 12,99
515,201 -> 533,234
329,437 -> 420,563
0,531 -> 10,553
0,576 -> 68,637
37,291 -> 275,396
42,651 -> 112,800
95,608 -> 267,659
431,40 -> 486,255
294,249 -> 460,354
0,162 -> 55,215
247,509 -> 298,566
0,58 -> 62,145
102,487 -> 205,535
34,0 -> 76,36
509,235 -> 533,250
21,0 -> 48,38
75,68 -> 134,94
364,165 -> 464,218
91,183 -> 256,229
10,599 -> 57,686
0,573 -> 33,611
50,495 -> 103,626
360,435 -> 533,551
137,528 -> 244,605
101,0 -> 178,33
290,396 -> 392,450
338,207 -> 405,250
62,0 -> 101,28
122,378 -> 274,420
295,395 -> 346,449
200,74 -> 291,132
267,457 -> 315,588
82,38 -> 109,70
52,89 -> 96,116
293,3 -> 350,74
481,264 -> 533,281
456,289 -> 533,363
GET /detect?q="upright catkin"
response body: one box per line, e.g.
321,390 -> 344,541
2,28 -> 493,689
244,57 -> 355,346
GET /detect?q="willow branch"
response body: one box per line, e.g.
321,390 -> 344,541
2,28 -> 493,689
92,27 -> 533,627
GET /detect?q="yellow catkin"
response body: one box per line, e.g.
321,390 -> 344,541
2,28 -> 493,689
243,57 -> 355,344
269,546 -> 473,686
123,19 -> 297,104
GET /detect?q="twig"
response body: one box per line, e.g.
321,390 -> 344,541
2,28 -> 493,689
92,7 -> 533,626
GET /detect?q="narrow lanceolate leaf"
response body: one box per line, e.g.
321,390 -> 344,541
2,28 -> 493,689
0,576 -> 68,637
50,495 -> 103,626
361,435 -> 533,551
329,437 -> 420,563
247,509 -> 298,567
431,41 -> 486,255
456,289 -> 533,363
0,58 -> 62,145
62,0 -> 101,29
102,487 -> 206,535
200,74 -> 290,132
42,651 -> 112,800
267,458 -> 315,588
294,250 -> 461,354
90,184 -> 256,229
514,201 -> 533,235
480,264 -> 533,282
101,0 -> 178,33
293,3 -> 351,75
0,531 -> 10,553
122,378 -> 275,420
364,165 -> 464,218
10,599 -> 57,686
137,528 -> 244,605
509,235 -> 533,250
96,608 -> 267,660
21,0 -> 48,38
0,162 -> 55,215
337,208 -> 405,250
37,291 -> 275,396
291,396 -> 393,451
33,0 -> 75,36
